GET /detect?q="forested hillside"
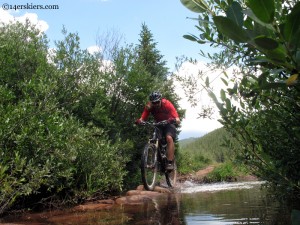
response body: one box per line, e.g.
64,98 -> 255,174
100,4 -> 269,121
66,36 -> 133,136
180,127 -> 234,161
177,127 -> 239,174
178,137 -> 197,148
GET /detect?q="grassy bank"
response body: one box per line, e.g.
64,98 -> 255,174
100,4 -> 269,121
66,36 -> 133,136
177,128 -> 254,182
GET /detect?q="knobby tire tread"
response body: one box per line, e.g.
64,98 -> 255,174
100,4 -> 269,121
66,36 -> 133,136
141,143 -> 157,191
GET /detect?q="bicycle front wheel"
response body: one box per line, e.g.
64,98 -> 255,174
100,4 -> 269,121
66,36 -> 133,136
141,143 -> 158,191
165,158 -> 177,188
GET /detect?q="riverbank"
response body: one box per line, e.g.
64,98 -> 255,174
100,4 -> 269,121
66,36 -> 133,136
0,165 -> 258,224
71,165 -> 258,211
1,180 -> 271,225
0,165 -> 259,224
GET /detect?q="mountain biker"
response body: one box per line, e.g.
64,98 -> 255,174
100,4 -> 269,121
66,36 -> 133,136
136,91 -> 180,170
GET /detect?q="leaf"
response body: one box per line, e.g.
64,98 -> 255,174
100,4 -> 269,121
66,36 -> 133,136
220,89 -> 226,101
226,1 -> 243,27
253,22 -> 273,37
257,71 -> 269,87
259,81 -> 286,90
251,95 -> 258,107
197,39 -> 206,44
213,16 -> 250,43
264,45 -> 287,63
283,2 -> 300,46
208,90 -> 218,102
225,98 -> 231,110
183,34 -> 198,42
246,0 -> 275,23
254,36 -> 279,50
296,51 -> 300,66
221,78 -> 228,86
286,74 -> 298,86
208,90 -> 223,110
246,57 -> 270,64
180,0 -> 210,13
205,76 -> 210,87
243,9 -> 275,31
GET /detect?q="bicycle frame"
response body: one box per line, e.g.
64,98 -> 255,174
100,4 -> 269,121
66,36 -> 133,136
140,120 -> 177,190
144,121 -> 169,172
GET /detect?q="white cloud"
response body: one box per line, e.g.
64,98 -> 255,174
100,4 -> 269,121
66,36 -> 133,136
174,61 -> 225,139
0,9 -> 13,24
87,45 -> 102,55
0,9 -> 48,32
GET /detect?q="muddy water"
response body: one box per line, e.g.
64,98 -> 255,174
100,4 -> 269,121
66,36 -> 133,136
0,181 -> 292,225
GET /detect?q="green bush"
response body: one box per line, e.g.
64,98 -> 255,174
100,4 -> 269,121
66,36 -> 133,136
181,0 -> 300,204
177,151 -> 211,174
206,162 -> 248,182
0,20 -> 182,215
0,21 -> 129,215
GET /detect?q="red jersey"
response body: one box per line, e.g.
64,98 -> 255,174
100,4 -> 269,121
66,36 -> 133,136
141,98 -> 179,122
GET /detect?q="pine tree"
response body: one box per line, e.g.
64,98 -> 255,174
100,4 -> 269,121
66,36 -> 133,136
137,23 -> 168,81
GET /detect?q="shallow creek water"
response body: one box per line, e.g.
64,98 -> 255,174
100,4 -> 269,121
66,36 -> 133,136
0,181 -> 292,225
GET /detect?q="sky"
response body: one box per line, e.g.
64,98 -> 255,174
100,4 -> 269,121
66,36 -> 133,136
0,0 -> 223,139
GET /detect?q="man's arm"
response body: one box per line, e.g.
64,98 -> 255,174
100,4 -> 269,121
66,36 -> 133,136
141,103 -> 151,121
136,103 -> 151,124
166,100 -> 180,125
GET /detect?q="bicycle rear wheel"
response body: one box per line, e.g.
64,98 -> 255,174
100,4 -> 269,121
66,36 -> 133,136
165,158 -> 177,188
141,143 -> 158,191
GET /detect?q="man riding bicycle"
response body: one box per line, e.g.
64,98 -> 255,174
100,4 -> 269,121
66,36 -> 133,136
136,91 -> 180,170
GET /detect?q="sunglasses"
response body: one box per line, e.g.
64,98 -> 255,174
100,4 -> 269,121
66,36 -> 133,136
152,101 -> 161,105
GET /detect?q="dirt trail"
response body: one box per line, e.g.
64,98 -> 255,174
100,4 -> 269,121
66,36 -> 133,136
177,165 -> 215,183
195,165 -> 215,178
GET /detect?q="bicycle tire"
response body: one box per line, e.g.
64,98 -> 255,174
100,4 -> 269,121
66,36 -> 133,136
165,158 -> 177,188
141,143 -> 158,191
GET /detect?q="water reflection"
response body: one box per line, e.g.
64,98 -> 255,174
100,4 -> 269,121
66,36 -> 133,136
125,193 -> 186,224
0,181 -> 292,225
181,182 -> 291,225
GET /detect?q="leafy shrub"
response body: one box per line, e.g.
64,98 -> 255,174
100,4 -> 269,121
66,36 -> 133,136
206,162 -> 249,182
181,0 -> 300,204
0,19 -> 182,215
0,21 -> 130,215
177,151 -> 211,174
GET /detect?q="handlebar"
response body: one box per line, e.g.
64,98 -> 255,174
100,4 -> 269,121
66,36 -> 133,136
140,120 -> 169,126
138,119 -> 177,127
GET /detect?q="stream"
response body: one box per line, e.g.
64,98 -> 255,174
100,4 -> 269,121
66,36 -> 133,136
0,181 -> 293,225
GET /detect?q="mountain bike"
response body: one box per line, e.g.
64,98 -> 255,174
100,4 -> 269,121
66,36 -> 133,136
139,120 -> 177,191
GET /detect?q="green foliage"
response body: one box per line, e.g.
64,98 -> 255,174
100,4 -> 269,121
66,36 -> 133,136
177,151 -> 211,174
0,22 -> 128,215
181,0 -> 300,204
178,128 -> 237,173
137,23 -> 169,81
0,19 -> 183,215
72,127 -> 131,195
180,128 -> 236,162
178,128 -> 249,180
206,162 -> 247,182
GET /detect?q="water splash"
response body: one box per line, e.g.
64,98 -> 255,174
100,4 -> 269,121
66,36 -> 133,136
180,181 -> 266,194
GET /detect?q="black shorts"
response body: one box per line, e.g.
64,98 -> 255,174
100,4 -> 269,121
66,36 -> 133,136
159,124 -> 177,140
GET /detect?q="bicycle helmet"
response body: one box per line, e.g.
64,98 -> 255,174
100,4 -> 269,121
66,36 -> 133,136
149,91 -> 162,102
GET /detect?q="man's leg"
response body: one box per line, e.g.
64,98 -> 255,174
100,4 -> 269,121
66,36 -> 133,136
165,124 -> 176,170
166,135 -> 175,162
